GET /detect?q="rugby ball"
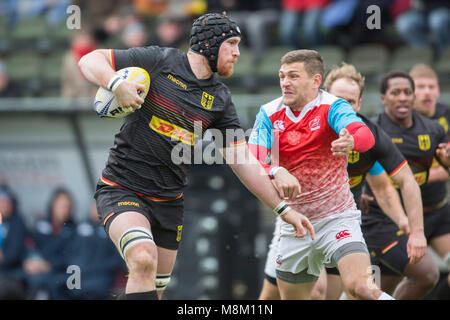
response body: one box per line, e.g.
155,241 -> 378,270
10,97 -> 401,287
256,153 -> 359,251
94,67 -> 150,119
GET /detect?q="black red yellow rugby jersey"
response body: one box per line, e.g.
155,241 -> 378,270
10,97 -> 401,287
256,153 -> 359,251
347,114 -> 407,208
425,103 -> 450,208
366,110 -> 448,219
101,46 -> 244,198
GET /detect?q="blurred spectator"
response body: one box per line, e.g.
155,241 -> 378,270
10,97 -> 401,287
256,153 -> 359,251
73,0 -> 131,43
23,188 -> 77,300
61,28 -> 98,99
0,185 -> 27,299
0,61 -> 20,98
208,0 -> 280,63
321,0 -> 393,47
148,17 -> 187,49
133,0 -> 169,17
395,0 -> 450,54
183,0 -> 208,17
167,0 -> 207,19
320,0 -> 359,32
67,201 -> 125,300
120,15 -> 149,48
133,0 -> 207,19
279,0 -> 330,49
2,0 -> 69,28
73,0 -> 130,29
44,0 -> 71,27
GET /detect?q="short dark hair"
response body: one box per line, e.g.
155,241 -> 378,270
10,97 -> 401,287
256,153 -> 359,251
281,50 -> 325,80
380,70 -> 415,94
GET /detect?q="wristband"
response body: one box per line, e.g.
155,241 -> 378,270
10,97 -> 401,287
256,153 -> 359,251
273,200 -> 291,217
107,75 -> 124,92
270,166 -> 282,179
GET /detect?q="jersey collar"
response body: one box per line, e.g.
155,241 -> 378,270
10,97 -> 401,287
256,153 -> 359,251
284,90 -> 322,123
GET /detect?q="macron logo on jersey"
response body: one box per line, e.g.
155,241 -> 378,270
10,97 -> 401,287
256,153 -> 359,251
309,116 -> 321,131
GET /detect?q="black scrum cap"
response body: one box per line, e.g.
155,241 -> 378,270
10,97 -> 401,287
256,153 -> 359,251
189,13 -> 241,72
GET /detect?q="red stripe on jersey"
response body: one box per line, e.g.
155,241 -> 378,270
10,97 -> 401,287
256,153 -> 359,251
389,159 -> 408,177
151,91 -> 211,125
148,94 -> 193,121
154,91 -> 210,124
101,176 -> 182,202
110,49 -> 116,71
229,139 -> 246,146
103,211 -> 115,226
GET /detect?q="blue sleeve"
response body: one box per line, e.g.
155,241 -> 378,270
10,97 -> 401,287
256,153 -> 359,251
327,99 -> 364,135
368,161 -> 385,176
248,108 -> 273,150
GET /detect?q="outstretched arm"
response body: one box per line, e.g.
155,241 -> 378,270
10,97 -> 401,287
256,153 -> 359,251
220,144 -> 314,240
390,165 -> 426,264
247,107 -> 301,201
331,123 -> 375,157
366,170 -> 409,234
248,144 -> 301,201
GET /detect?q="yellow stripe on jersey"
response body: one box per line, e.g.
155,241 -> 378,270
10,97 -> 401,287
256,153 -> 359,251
149,115 -> 198,146
228,139 -> 247,147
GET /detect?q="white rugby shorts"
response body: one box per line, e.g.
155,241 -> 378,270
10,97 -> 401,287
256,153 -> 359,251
272,209 -> 368,280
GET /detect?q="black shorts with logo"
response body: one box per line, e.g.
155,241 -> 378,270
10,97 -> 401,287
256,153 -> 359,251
94,181 -> 184,250
362,202 -> 450,276
362,219 -> 410,276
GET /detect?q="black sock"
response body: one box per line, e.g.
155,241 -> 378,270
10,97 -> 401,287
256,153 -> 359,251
125,290 -> 158,300
435,277 -> 450,300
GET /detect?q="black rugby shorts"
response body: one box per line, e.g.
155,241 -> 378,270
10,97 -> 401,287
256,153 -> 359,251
362,219 -> 410,276
94,182 -> 184,250
424,202 -> 450,240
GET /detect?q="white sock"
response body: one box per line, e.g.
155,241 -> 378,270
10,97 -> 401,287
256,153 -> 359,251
378,292 -> 395,300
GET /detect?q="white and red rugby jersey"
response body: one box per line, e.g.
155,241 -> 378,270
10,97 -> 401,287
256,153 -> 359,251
249,90 -> 365,222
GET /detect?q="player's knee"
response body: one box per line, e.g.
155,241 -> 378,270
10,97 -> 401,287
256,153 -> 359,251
126,243 -> 157,275
344,277 -> 373,299
118,226 -> 156,272
311,281 -> 326,300
420,267 -> 440,289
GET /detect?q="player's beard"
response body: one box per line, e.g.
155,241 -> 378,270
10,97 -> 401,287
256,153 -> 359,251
217,60 -> 235,78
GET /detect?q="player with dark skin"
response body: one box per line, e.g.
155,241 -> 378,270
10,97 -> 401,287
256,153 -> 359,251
363,71 -> 450,299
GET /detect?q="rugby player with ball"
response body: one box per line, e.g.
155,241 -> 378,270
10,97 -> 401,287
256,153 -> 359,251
79,12 -> 314,300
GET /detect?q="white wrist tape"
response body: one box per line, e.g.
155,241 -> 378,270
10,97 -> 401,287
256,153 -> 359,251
107,75 -> 125,92
273,200 -> 291,217
270,166 -> 282,178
